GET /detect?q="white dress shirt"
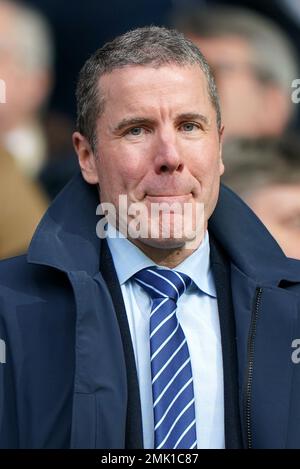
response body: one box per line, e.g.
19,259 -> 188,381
106,226 -> 225,449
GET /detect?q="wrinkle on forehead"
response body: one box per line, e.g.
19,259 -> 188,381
98,64 -> 214,127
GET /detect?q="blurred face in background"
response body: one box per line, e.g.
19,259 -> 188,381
189,34 -> 290,139
246,184 -> 300,260
0,1 -> 50,132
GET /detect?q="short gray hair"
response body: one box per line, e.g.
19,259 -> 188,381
171,5 -> 298,94
76,26 -> 221,150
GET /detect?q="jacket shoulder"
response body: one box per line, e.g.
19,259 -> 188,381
0,254 -> 70,297
0,254 -> 28,283
0,254 -> 75,333
0,255 -> 75,448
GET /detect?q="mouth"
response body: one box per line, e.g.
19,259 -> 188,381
145,194 -> 193,204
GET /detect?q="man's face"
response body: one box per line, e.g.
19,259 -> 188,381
247,184 -> 300,260
75,64 -> 224,252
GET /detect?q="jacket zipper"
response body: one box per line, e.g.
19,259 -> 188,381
245,287 -> 263,449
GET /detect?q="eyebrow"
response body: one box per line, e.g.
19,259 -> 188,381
113,117 -> 156,133
175,113 -> 209,126
112,112 -> 210,133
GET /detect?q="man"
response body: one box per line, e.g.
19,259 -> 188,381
222,137 -> 300,260
0,26 -> 300,449
171,5 -> 298,139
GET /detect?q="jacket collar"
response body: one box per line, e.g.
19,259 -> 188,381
209,185 -> 300,286
28,172 -> 101,276
28,173 -> 300,285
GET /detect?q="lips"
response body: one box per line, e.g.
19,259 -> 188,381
145,194 -> 192,203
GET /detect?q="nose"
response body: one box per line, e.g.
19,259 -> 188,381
153,132 -> 184,175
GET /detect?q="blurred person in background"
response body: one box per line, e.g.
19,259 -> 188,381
0,0 -> 50,258
222,137 -> 300,259
0,0 -> 53,179
0,146 -> 48,259
172,5 -> 298,140
211,0 -> 300,62
23,0 -> 174,119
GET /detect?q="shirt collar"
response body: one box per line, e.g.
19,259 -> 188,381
106,224 -> 216,298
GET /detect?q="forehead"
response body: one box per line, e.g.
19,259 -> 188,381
98,64 -> 212,116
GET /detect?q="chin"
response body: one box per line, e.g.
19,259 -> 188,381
126,211 -> 205,251
136,229 -> 203,251
138,236 -> 187,250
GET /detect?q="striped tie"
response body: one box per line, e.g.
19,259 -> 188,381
134,267 -> 197,449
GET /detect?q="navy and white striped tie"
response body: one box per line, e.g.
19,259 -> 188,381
134,267 -> 197,449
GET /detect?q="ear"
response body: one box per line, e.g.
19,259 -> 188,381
218,125 -> 225,176
72,131 -> 99,184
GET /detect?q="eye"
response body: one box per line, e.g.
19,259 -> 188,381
124,125 -> 151,140
180,122 -> 199,132
128,127 -> 143,136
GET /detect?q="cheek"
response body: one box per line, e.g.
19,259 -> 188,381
97,146 -> 146,198
191,145 -> 223,183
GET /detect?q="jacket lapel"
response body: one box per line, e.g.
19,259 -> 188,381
68,269 -> 128,448
100,240 -> 144,449
210,235 -> 243,448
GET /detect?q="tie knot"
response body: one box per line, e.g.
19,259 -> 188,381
133,267 -> 191,302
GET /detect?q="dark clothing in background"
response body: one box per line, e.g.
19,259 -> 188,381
23,0 -> 174,119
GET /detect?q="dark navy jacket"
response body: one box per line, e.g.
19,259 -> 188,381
1,173 -> 300,448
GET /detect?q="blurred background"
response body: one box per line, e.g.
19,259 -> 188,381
1,0 -> 300,259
